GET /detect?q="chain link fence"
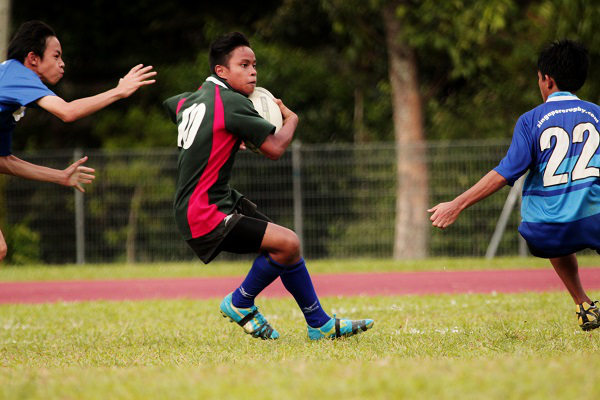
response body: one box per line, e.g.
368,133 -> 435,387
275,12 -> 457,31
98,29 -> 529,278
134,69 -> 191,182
2,140 -> 525,264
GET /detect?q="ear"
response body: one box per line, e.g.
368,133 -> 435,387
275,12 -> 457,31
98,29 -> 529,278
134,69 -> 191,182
543,74 -> 556,90
24,51 -> 40,68
215,64 -> 228,80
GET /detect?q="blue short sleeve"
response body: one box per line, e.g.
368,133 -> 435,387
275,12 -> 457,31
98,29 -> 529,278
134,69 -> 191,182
0,60 -> 56,109
494,115 -> 534,185
0,60 -> 56,155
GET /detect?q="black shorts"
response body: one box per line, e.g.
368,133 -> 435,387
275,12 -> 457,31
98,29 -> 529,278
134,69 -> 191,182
186,198 -> 271,264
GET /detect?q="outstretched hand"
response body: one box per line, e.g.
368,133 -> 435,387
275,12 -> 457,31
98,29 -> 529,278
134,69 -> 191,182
428,200 -> 462,229
116,64 -> 157,98
63,156 -> 96,193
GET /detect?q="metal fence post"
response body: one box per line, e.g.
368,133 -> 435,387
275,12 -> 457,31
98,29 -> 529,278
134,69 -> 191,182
485,175 -> 525,259
518,183 -> 528,257
292,141 -> 304,251
74,148 -> 85,264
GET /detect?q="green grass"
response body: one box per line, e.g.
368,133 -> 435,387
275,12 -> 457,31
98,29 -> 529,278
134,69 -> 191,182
1,255 -> 599,281
1,292 -> 600,399
2,258 -> 600,399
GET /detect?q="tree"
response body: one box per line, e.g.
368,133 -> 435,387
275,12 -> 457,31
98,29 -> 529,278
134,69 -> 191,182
0,0 -> 9,59
382,1 -> 428,259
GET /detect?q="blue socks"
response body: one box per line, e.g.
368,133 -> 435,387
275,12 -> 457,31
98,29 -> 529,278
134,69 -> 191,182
231,254 -> 281,308
279,258 -> 331,328
231,254 -> 331,328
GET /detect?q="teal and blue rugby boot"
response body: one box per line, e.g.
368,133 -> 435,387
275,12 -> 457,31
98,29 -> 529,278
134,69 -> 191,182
307,315 -> 374,340
220,293 -> 280,340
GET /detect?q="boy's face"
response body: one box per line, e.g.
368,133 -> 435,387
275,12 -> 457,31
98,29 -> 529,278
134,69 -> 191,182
216,46 -> 257,96
32,36 -> 65,85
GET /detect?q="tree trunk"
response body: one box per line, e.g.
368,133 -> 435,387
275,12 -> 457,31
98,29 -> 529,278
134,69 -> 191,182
382,2 -> 429,259
0,0 -> 10,60
354,87 -> 367,143
0,0 -> 10,231
126,185 -> 143,263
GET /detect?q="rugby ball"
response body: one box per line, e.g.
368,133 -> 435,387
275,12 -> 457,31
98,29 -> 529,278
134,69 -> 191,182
248,87 -> 283,132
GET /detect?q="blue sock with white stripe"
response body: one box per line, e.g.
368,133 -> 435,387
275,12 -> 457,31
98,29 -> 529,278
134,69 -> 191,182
278,257 -> 331,328
231,254 -> 282,308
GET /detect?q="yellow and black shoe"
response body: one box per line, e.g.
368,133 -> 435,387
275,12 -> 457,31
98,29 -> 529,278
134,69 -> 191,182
576,301 -> 600,331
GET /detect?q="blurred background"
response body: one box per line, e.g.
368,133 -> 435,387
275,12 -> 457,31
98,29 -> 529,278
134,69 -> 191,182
1,0 -> 598,264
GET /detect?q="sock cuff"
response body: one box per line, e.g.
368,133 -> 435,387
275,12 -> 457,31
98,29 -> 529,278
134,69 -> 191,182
265,253 -> 305,271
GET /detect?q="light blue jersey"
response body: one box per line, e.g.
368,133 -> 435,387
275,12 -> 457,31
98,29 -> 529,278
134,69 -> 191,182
494,92 -> 600,257
0,59 -> 55,155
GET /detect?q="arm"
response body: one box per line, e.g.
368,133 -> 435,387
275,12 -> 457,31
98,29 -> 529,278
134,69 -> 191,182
428,170 -> 507,229
259,99 -> 299,160
36,64 -> 156,123
0,155 -> 95,192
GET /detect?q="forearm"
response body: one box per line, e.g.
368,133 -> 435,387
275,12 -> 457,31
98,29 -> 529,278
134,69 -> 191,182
38,89 -> 123,123
0,155 -> 66,185
62,89 -> 124,121
453,170 -> 508,211
429,170 -> 508,229
36,64 -> 156,123
260,115 -> 299,160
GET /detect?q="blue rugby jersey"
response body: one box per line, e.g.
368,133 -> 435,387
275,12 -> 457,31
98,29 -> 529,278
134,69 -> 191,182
494,92 -> 600,255
0,60 -> 56,155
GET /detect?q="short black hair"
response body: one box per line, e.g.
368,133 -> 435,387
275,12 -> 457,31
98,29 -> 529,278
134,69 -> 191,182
7,20 -> 56,63
537,39 -> 589,92
209,32 -> 250,74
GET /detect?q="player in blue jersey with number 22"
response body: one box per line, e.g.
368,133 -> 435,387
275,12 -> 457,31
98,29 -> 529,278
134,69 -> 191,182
429,40 -> 600,331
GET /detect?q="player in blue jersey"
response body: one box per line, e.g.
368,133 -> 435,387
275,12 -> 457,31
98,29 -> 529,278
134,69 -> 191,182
164,32 -> 374,340
429,39 -> 600,331
0,21 -> 156,261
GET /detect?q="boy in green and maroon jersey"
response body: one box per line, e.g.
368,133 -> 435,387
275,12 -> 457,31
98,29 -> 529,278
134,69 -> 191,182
164,32 -> 374,340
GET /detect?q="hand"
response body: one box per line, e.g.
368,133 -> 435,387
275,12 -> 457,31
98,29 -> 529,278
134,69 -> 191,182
63,156 -> 96,193
428,200 -> 462,229
116,64 -> 157,98
274,99 -> 298,124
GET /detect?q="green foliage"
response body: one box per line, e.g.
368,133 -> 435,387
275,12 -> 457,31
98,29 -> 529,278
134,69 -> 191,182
10,0 -> 600,147
3,222 -> 41,265
85,153 -> 178,262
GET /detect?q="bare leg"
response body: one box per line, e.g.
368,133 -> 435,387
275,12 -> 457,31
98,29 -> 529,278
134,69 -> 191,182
550,254 -> 591,304
0,227 -> 7,261
259,223 -> 301,265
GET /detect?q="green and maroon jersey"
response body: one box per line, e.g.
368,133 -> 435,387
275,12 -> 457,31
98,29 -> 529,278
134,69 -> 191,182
164,75 -> 275,240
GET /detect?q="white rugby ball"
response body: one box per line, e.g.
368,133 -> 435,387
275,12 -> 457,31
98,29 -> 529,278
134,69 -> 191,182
248,87 -> 283,132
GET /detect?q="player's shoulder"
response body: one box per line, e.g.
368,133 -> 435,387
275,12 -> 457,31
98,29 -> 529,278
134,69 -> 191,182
203,76 -> 250,103
1,59 -> 36,84
163,91 -> 194,109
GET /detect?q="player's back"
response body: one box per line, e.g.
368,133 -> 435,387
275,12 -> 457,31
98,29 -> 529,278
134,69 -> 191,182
520,94 -> 600,225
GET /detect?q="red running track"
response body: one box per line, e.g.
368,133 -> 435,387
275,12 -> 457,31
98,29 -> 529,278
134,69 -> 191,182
2,268 -> 600,304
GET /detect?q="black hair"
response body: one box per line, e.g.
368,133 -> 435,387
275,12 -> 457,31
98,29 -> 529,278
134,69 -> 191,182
537,39 -> 589,92
209,32 -> 251,74
7,20 -> 56,63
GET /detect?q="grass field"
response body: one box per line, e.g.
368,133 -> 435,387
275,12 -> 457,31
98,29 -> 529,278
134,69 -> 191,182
1,258 -> 600,399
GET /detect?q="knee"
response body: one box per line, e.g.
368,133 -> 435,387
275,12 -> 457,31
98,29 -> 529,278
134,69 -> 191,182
279,229 -> 301,262
283,231 -> 301,258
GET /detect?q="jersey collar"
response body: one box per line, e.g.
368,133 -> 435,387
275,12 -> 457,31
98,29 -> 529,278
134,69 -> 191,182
205,74 -> 230,89
546,91 -> 578,102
